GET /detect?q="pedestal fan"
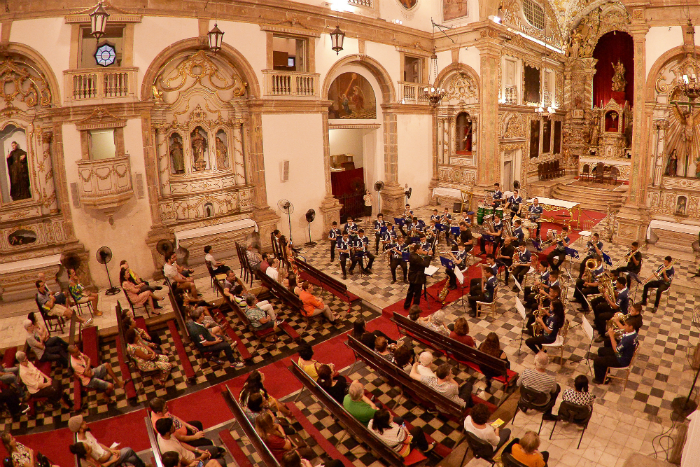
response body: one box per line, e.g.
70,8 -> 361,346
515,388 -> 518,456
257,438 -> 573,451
305,209 -> 317,247
96,246 -> 120,295
374,180 -> 384,214
278,199 -> 294,243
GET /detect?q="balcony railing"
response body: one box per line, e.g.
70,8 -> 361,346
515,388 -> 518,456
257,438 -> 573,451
263,70 -> 320,97
64,67 -> 139,103
76,155 -> 133,217
348,0 -> 374,7
504,86 -> 518,104
399,82 -> 430,105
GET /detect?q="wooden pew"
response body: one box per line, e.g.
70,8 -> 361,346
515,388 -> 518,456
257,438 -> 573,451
221,385 -> 280,467
114,303 -> 139,403
254,270 -> 304,312
73,324 -> 100,410
346,335 -> 468,421
144,415 -> 165,467
294,258 -> 356,303
290,360 -> 427,467
166,320 -> 197,384
392,313 -> 519,400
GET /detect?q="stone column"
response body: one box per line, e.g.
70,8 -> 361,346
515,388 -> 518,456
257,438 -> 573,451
379,108 -> 405,218
154,126 -> 170,196
428,107 -> 439,205
232,121 -> 247,185
40,131 -> 58,215
613,19 -> 650,245
319,110 -> 342,234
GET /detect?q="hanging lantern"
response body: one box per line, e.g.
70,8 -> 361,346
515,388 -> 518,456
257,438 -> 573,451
207,23 -> 224,53
330,25 -> 345,55
90,2 -> 110,41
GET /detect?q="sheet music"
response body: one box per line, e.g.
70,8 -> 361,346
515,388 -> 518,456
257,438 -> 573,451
425,265 -> 439,276
455,267 -> 464,284
515,297 -> 527,320
513,276 -> 523,292
582,317 -> 594,341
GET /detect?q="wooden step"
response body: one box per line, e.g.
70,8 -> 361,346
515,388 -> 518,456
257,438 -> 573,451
551,183 -> 627,212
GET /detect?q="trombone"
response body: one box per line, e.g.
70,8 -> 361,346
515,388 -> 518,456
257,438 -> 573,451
643,260 -> 675,285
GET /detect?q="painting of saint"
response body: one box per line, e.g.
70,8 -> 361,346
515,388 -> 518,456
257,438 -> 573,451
397,0 -> 417,9
328,72 -> 377,119
443,0 -> 467,21
6,141 -> 31,201
676,196 -> 687,216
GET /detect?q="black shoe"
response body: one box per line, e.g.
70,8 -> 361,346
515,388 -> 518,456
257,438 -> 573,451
592,378 -> 605,384
153,303 -> 164,309
594,335 -> 605,343
154,286 -> 163,291
543,413 -> 559,421
640,301 -> 647,306
391,280 -> 397,284
449,284 -> 457,290
343,274 -> 347,280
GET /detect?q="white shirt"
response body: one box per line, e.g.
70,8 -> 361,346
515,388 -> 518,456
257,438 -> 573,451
204,253 -> 216,265
266,267 -> 279,281
416,365 -> 436,378
163,262 -> 177,280
81,432 -> 106,460
464,416 -> 500,447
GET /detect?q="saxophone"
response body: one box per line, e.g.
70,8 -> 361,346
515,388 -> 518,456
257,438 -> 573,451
439,279 -> 450,302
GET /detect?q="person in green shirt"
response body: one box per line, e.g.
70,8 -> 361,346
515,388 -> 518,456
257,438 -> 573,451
343,380 -> 378,426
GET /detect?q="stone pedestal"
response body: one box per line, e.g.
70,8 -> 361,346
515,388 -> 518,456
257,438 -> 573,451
380,183 -> 406,219
320,195 -> 342,239
613,205 -> 650,245
427,177 -> 439,206
251,207 -> 281,252
145,224 -> 174,280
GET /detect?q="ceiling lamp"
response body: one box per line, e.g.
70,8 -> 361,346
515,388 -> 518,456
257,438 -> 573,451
208,23 -> 224,53
90,2 -> 110,41
423,50 -> 446,106
330,24 -> 345,55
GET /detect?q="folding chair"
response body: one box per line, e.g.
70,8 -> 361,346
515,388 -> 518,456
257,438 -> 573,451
605,344 -> 640,390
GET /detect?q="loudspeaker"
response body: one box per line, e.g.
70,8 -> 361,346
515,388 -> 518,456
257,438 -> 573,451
280,160 -> 289,182
453,202 -> 462,213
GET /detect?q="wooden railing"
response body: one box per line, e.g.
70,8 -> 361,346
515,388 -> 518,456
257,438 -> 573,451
64,67 -> 139,103
76,155 -> 133,215
399,81 -> 429,104
263,70 -> 320,97
504,85 -> 518,104
348,0 -> 374,6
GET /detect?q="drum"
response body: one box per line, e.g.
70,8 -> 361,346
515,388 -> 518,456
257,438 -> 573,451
477,205 -> 485,225
494,207 -> 503,220
484,206 -> 494,218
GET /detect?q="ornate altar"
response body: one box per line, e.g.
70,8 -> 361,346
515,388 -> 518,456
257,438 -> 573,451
581,98 -> 633,180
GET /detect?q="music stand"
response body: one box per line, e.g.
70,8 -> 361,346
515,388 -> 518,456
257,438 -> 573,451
581,317 -> 594,374
515,297 -> 528,355
423,265 -> 439,303
353,251 -> 367,277
512,275 -> 523,296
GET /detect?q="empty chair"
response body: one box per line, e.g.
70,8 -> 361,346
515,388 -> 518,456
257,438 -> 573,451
549,401 -> 593,449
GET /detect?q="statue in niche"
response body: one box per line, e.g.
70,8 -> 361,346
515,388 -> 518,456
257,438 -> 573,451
589,115 -> 600,146
611,60 -> 627,93
170,137 -> 185,174
665,149 -> 678,176
6,141 -> 31,201
676,196 -> 687,216
191,128 -> 208,172
215,134 -> 229,169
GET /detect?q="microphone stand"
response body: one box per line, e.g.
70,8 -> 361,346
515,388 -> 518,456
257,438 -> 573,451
671,354 -> 700,421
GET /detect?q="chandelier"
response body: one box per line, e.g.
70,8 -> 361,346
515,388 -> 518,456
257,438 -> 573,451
678,74 -> 700,100
423,50 -> 446,106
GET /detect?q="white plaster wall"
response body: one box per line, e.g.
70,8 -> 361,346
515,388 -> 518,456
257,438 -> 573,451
9,18 -> 71,103
363,41 -> 402,86
378,0 -> 439,32
262,113 -> 327,243
63,119 -> 155,288
397,113 -> 432,207
329,129 -> 365,165
460,45 -> 481,77
133,16 -> 200,94
646,26 -> 682,79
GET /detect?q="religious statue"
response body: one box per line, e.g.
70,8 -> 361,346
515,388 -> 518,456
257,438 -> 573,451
611,60 -> 627,92
6,141 -> 31,201
589,115 -> 600,146
191,129 -> 207,171
170,138 -> 184,174
676,196 -> 687,215
215,135 -> 228,169
665,149 -> 678,176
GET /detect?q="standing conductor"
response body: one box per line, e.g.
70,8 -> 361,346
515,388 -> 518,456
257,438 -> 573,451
403,243 -> 433,310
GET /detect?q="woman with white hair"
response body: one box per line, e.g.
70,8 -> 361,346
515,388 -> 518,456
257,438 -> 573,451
416,310 -> 450,336
416,352 -> 436,378
16,351 -> 71,410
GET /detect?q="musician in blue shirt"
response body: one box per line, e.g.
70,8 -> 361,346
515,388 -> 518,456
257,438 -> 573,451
373,213 -> 386,254
641,256 -> 674,311
511,241 -> 531,288
344,217 -> 358,237
526,299 -> 565,354
505,189 -> 522,217
491,182 -> 503,208
349,229 -> 374,274
419,233 -> 435,257
444,243 -> 468,289
573,255 -> 605,312
545,225 -> 570,271
328,221 -> 341,262
468,267 -> 497,317
387,236 -> 409,283
511,219 -> 525,243
593,315 -> 641,384
524,261 -> 550,308
593,277 -> 630,340
430,209 -> 440,223
470,254 -> 498,292
380,222 -> 396,252
578,232 -> 603,280
480,213 -> 504,253
336,232 -> 351,279
528,198 -> 544,238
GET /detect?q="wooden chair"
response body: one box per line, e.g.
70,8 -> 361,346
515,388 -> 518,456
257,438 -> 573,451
604,344 -> 641,390
122,288 -> 152,318
462,432 -> 497,466
542,318 -> 569,364
35,296 -> 65,334
68,288 -> 94,318
609,166 -> 619,185
550,401 -> 593,449
581,164 -> 590,182
594,162 -> 605,183
476,286 -> 498,319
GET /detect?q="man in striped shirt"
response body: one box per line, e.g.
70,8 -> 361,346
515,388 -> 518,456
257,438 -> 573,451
517,352 -> 560,420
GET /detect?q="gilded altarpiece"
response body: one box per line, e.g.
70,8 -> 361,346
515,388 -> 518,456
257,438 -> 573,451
435,72 -> 479,190
151,51 -> 253,234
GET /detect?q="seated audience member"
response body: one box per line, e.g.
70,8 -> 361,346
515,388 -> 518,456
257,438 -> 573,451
68,415 -> 145,467
186,308 -> 245,369
280,451 -> 342,467
374,337 -> 394,360
255,412 -> 314,462
299,282 -> 337,323
245,295 -> 283,339
449,317 -> 476,347
478,332 -> 510,390
464,403 -> 511,452
163,252 -> 199,297
120,268 -> 162,315
359,332 -> 377,350
37,272 -> 66,305
161,450 -> 219,467
297,344 -> 334,381
511,431 -> 549,467
410,362 -> 472,408
243,393 -> 268,424
67,268 -> 103,316
282,274 -> 298,295
16,351 -> 71,409
408,306 -> 422,322
239,370 -> 291,418
125,328 -> 172,385
368,409 -> 435,456
119,260 -> 163,295
24,318 -> 69,368
416,310 -> 449,336
259,253 -> 271,273
562,374 -> 595,409
149,398 -> 214,448
122,315 -> 165,354
68,345 -> 123,399
204,246 -> 230,275
392,345 -> 415,372
344,380 -> 378,426
2,432 -> 54,467
517,352 -> 560,420
352,319 -> 396,345
222,271 -> 246,299
0,386 -> 29,418
266,258 -> 281,281
246,244 -> 263,271
155,418 -> 225,467
36,280 -> 89,325
416,352 -> 436,378
317,364 -> 348,404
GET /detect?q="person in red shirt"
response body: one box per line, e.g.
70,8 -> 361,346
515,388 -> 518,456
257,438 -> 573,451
448,317 -> 475,347
298,281 -> 337,323
255,412 -> 313,461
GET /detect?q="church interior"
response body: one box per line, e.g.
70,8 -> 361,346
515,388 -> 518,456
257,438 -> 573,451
2,0 -> 700,466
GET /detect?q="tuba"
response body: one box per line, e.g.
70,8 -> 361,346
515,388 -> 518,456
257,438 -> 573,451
598,273 -> 615,301
606,312 -> 627,340
583,258 -> 597,283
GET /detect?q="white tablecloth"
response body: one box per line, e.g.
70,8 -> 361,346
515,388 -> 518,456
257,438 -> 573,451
432,187 -> 463,199
647,220 -> 700,239
683,410 -> 700,467
526,197 -> 579,210
0,254 -> 62,274
174,219 -> 258,248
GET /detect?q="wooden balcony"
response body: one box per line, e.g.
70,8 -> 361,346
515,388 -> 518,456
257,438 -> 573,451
64,67 -> 139,104
263,70 -> 320,98
76,155 -> 134,219
399,82 -> 430,105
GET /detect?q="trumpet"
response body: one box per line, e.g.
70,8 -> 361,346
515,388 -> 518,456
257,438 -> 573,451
643,260 -> 675,285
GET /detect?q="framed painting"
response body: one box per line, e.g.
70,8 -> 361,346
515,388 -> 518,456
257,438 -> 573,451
443,0 -> 468,21
328,72 -> 377,119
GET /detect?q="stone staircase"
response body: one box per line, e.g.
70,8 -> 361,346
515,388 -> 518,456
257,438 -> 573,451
551,181 -> 628,212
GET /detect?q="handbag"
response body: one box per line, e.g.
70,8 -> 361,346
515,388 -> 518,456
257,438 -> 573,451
35,452 -> 51,467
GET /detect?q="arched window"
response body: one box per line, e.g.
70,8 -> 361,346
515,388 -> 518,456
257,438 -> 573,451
523,0 -> 545,29
455,112 -> 472,153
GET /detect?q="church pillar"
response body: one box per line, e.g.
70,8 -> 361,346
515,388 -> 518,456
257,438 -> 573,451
319,110 -> 342,235
40,131 -> 58,215
232,121 -> 247,185
428,107 -> 439,205
613,19 -> 650,245
379,107 -> 405,217
154,126 -> 170,196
